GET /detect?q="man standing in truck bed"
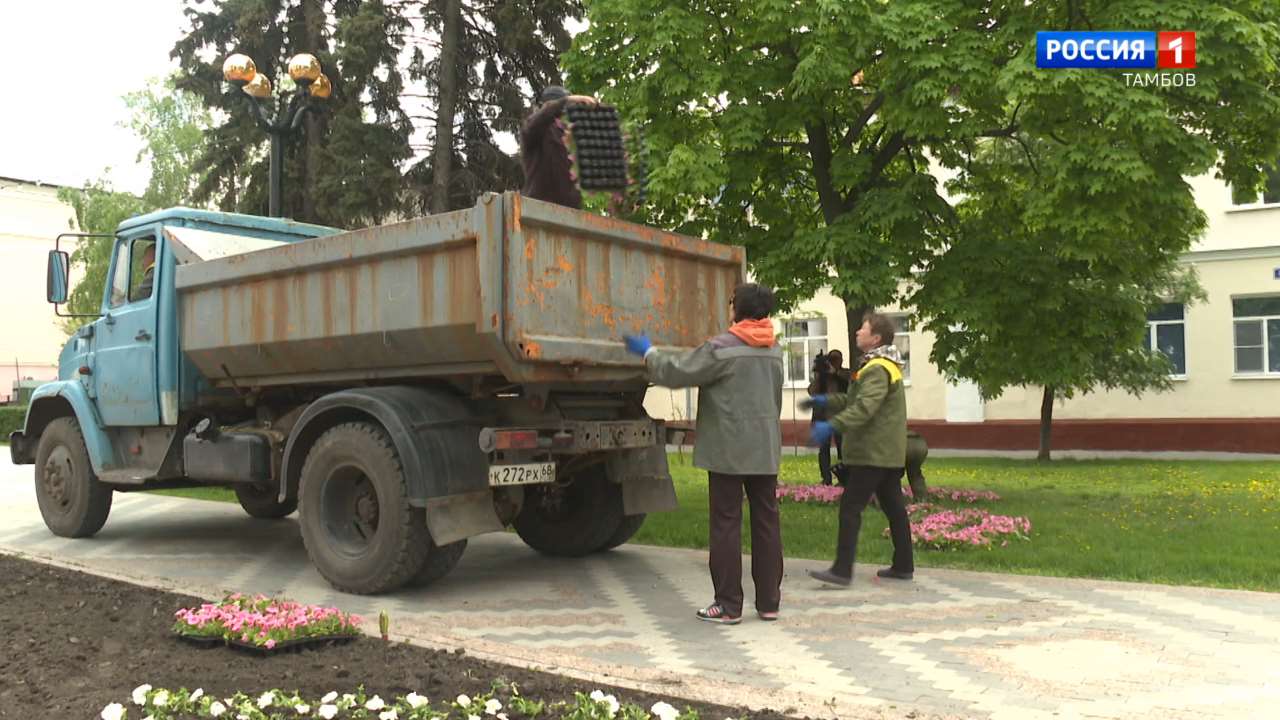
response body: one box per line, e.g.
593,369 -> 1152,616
623,283 -> 785,625
520,85 -> 598,209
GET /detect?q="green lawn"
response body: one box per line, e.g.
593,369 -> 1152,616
640,453 -> 1280,592
156,453 -> 1280,592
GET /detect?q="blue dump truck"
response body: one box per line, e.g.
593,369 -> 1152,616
11,193 -> 745,594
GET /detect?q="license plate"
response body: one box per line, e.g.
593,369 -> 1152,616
487,462 -> 556,487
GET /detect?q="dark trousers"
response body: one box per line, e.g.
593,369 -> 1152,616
833,465 -> 914,577
708,472 -> 783,616
817,432 -> 844,485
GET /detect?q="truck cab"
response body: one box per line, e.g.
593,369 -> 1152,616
12,209 -> 338,482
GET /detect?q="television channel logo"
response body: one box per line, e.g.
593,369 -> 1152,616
1037,31 -> 1196,69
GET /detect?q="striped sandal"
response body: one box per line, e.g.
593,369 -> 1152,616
757,610 -> 779,621
695,603 -> 742,625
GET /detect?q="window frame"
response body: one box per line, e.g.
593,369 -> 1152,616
1232,296 -> 1280,377
1146,303 -> 1188,379
1229,164 -> 1280,211
781,317 -> 829,389
885,313 -> 912,384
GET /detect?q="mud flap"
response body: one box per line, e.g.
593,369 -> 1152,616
424,489 -> 505,546
609,444 -> 678,515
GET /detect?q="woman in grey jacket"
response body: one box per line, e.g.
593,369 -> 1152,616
624,283 -> 785,624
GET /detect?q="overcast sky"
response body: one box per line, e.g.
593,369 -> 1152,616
0,1 -> 188,194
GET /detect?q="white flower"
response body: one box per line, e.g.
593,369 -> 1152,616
590,691 -> 620,717
498,714 -> 509,720
456,694 -> 472,708
651,701 -> 679,720
153,690 -> 170,707
132,684 -> 152,705
468,715 -> 481,720
405,692 -> 429,709
259,691 -> 276,708
100,703 -> 126,720
379,711 -> 399,720
366,695 -> 386,710
295,704 -> 311,715
341,693 -> 356,706
190,689 -> 205,702
318,705 -> 339,720
484,698 -> 503,715
321,692 -> 338,704
209,700 -> 227,717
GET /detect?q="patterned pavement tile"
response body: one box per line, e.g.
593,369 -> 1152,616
2,459 -> 1278,719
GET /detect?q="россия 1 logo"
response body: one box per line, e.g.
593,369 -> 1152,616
1037,31 -> 1196,88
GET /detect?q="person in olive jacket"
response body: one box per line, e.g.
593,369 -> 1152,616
802,312 -> 914,586
623,283 -> 784,625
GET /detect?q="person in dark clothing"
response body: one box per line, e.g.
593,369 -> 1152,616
807,349 -> 849,485
130,243 -> 155,302
520,85 -> 598,209
622,283 -> 785,625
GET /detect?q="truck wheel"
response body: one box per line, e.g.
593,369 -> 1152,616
513,467 -> 624,557
234,484 -> 298,519
600,513 -> 646,551
298,422 -> 430,594
34,417 -> 112,538
410,539 -> 467,587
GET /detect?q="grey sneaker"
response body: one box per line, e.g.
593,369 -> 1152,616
696,603 -> 742,625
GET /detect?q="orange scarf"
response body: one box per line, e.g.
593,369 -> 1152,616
727,318 -> 776,348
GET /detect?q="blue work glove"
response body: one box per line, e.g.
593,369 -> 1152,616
810,421 -> 835,447
623,334 -> 653,356
798,395 -> 828,411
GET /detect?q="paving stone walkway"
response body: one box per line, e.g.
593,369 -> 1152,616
2,459 -> 1276,719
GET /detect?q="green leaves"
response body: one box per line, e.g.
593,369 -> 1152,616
569,0 -> 1280,443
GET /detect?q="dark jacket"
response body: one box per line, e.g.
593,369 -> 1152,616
807,365 -> 850,422
520,98 -> 581,209
644,332 -> 784,475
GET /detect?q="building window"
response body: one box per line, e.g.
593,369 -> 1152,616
782,317 -> 828,387
1147,303 -> 1187,376
887,314 -> 912,381
1233,296 -> 1280,375
1231,163 -> 1280,206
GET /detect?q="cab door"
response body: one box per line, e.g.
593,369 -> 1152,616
93,231 -> 160,426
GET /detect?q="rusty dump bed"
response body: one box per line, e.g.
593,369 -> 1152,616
175,193 -> 745,388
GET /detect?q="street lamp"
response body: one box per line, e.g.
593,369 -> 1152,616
222,52 -> 332,218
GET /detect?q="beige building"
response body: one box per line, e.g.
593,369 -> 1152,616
644,171 -> 1280,452
0,178 -> 79,404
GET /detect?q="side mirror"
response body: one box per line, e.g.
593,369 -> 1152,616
47,250 -> 70,305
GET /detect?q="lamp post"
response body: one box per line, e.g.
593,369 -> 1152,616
222,52 -> 332,218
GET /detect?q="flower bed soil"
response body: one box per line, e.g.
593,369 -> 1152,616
0,553 -> 800,720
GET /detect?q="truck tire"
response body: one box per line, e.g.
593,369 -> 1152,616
513,467 -> 624,557
600,513 -> 646,551
33,417 -> 112,538
234,484 -> 298,519
298,422 -> 430,594
410,539 -> 467,587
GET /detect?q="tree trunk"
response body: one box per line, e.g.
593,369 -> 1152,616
1037,385 -> 1055,462
301,0 -> 325,223
843,300 -> 872,357
430,0 -> 463,214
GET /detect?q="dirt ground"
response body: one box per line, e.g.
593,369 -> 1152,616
0,553 -> 803,719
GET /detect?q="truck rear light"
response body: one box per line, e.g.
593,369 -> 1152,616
494,430 -> 538,450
